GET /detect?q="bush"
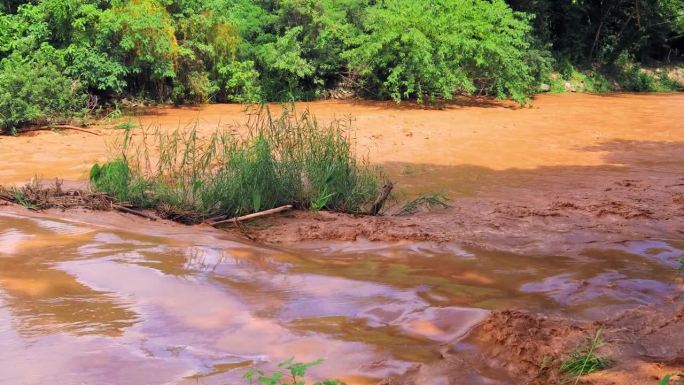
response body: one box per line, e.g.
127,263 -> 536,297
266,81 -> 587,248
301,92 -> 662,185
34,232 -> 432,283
218,60 -> 263,103
345,0 -> 535,103
0,51 -> 87,134
90,106 -> 382,221
615,53 -> 681,92
547,65 -> 612,93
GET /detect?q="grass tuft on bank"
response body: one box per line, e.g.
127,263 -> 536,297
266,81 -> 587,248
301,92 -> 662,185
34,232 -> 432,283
560,329 -> 611,383
90,106 -> 383,223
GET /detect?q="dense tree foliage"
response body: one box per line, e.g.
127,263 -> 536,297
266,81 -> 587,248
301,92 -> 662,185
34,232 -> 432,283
0,0 -> 682,132
508,0 -> 684,64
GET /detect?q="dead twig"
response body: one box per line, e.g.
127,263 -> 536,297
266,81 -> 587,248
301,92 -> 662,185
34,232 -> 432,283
20,125 -> 100,136
113,205 -> 157,221
369,181 -> 394,215
209,205 -> 293,227
206,214 -> 230,223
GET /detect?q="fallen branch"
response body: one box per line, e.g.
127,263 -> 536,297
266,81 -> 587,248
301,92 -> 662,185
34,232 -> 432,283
369,181 -> 394,215
206,213 -> 230,223
209,205 -> 293,227
114,205 -> 157,221
20,125 -> 100,136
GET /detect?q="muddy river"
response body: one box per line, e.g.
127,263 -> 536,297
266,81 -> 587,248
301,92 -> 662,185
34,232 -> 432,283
1,207 -> 681,384
1,93 -> 683,384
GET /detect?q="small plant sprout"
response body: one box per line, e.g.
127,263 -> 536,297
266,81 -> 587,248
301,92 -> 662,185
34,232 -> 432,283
243,358 -> 344,385
560,329 -> 611,384
113,120 -> 136,130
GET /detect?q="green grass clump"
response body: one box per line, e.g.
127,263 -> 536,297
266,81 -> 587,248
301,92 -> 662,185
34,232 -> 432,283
547,65 -> 612,94
113,120 -> 136,130
560,329 -> 611,384
396,192 -> 450,216
90,106 -> 382,221
614,53 -> 682,92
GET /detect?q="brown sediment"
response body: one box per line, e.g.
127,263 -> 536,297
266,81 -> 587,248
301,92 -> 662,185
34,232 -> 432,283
382,305 -> 684,385
0,93 -> 682,253
218,164 -> 684,256
471,304 -> 684,385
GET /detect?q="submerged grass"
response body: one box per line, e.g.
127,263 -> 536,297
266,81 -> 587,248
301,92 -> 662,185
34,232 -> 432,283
90,105 -> 383,222
560,329 -> 611,384
396,192 -> 450,216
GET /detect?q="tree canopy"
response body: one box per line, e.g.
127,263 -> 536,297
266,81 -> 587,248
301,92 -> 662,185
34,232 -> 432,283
0,0 -> 682,132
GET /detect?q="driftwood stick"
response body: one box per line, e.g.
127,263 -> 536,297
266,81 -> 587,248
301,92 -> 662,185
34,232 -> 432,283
21,125 -> 100,136
206,214 -> 230,223
210,205 -> 293,226
369,181 -> 394,215
114,205 -> 157,221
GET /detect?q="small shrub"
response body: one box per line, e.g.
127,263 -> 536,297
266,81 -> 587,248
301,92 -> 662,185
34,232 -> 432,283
12,189 -> 37,209
244,358 -> 344,385
615,53 -> 681,92
218,60 -> 263,103
0,52 -> 87,134
113,120 -> 136,130
172,71 -> 219,104
547,65 -> 612,94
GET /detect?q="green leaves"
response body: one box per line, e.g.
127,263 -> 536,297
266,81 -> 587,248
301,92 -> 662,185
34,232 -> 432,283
345,0 -> 534,103
243,358 -> 340,385
1,0 -> 681,110
0,50 -> 87,133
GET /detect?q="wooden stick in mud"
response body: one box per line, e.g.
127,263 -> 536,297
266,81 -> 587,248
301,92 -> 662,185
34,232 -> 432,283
206,213 -> 230,223
369,181 -> 394,216
114,205 -> 157,221
21,125 -> 100,136
209,205 -> 293,226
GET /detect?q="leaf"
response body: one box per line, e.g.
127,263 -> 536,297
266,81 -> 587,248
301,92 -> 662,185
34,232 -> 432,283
659,374 -> 672,385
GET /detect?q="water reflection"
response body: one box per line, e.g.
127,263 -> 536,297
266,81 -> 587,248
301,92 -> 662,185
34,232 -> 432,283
0,211 -> 680,384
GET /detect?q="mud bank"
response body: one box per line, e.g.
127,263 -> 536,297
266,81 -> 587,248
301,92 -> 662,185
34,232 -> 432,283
223,153 -> 684,257
384,304 -> 684,385
6,160 -> 683,257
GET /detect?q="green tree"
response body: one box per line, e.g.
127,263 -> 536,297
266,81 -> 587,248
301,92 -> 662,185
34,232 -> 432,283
0,50 -> 87,134
345,0 -> 535,103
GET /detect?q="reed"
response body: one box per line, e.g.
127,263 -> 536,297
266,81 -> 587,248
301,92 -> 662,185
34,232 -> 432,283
90,105 -> 382,222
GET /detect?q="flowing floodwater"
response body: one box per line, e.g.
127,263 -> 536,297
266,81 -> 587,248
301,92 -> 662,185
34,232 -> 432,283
1,93 -> 683,384
0,208 -> 681,385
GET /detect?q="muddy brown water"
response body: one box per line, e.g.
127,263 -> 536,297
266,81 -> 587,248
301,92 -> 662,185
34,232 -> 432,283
1,93 -> 683,384
0,207 -> 681,384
